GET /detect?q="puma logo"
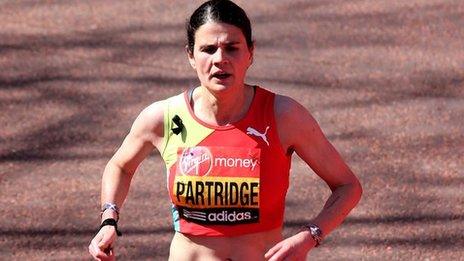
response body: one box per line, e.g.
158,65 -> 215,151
246,126 -> 270,146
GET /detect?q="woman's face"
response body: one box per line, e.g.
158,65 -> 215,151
188,22 -> 253,93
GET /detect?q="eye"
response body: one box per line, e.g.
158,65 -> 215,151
201,46 -> 217,54
225,46 -> 238,52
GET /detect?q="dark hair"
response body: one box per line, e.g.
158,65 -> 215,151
186,0 -> 253,54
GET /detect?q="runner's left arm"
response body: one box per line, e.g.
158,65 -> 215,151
265,95 -> 362,260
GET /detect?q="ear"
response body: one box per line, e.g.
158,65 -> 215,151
248,44 -> 254,67
186,45 -> 196,70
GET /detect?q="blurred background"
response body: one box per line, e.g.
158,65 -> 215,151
0,0 -> 463,260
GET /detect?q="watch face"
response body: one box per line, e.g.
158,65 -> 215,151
102,203 -> 119,213
310,225 -> 322,236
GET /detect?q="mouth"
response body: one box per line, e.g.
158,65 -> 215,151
211,71 -> 232,80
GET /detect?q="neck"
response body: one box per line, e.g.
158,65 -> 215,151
192,84 -> 253,126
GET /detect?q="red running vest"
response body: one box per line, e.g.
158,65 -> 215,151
160,86 -> 291,236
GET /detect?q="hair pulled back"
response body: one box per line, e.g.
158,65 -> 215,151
186,0 -> 253,54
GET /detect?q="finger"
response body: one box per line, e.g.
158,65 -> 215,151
108,248 -> 116,261
89,232 -> 112,260
100,247 -> 115,261
104,246 -> 112,255
268,246 -> 290,261
264,242 -> 282,259
89,243 -> 107,260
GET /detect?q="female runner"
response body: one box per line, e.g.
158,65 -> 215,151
89,0 -> 362,260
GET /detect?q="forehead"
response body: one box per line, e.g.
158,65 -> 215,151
194,22 -> 246,46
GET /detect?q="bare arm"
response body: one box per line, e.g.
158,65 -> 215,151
89,101 -> 165,260
266,95 -> 362,260
283,97 -> 362,236
100,101 -> 164,220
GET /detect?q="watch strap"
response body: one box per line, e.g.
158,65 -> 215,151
302,224 -> 323,247
101,203 -> 120,221
100,218 -> 122,236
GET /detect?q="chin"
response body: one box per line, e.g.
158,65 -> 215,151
205,80 -> 236,92
204,85 -> 228,94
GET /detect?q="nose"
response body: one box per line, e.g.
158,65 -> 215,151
212,47 -> 228,65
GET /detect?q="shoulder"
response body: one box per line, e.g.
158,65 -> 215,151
274,94 -> 318,128
129,100 -> 167,147
274,94 -> 321,151
135,100 -> 166,126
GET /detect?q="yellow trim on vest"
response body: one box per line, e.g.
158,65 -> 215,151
161,93 -> 214,169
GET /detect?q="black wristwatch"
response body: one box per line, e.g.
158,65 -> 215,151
302,223 -> 323,247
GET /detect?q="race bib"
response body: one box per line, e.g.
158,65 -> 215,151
171,146 -> 261,225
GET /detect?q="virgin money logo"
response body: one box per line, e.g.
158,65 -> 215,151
180,147 -> 213,176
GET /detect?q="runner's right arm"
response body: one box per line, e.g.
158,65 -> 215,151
89,101 -> 165,260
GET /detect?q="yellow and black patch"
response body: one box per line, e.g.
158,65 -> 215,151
173,176 -> 260,208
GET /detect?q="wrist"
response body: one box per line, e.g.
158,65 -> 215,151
101,209 -> 119,222
298,229 -> 317,248
100,202 -> 120,221
300,223 -> 323,247
99,218 -> 122,236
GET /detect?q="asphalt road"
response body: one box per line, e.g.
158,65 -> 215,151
1,0 -> 463,260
